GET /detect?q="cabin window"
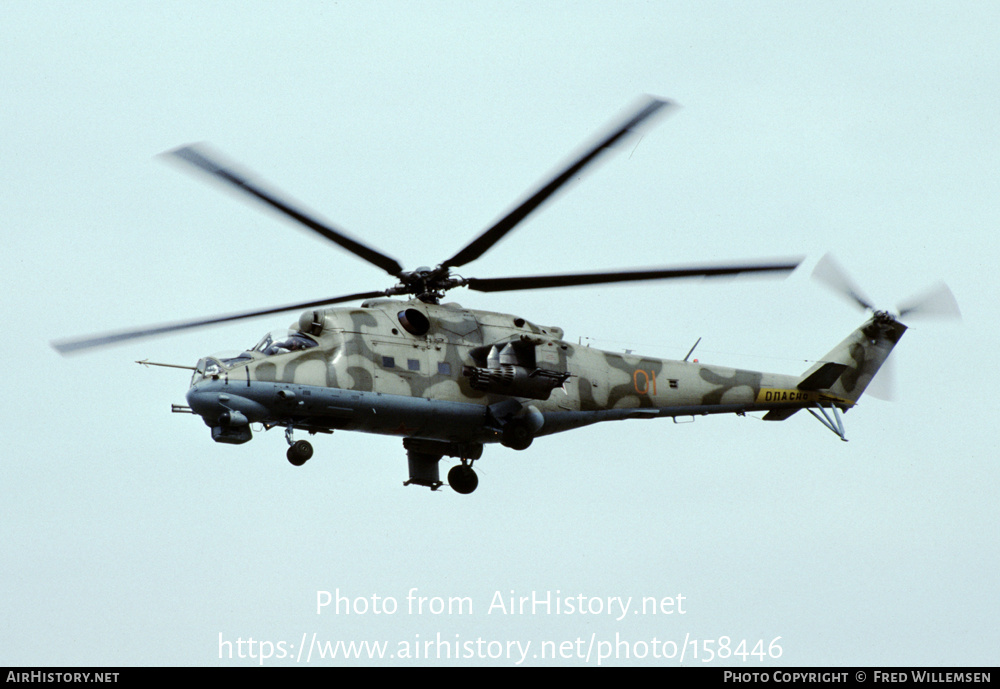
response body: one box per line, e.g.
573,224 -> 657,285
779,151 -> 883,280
437,362 -> 451,376
407,359 -> 420,371
382,356 -> 395,368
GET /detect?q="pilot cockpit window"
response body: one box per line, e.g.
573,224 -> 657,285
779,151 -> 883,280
252,329 -> 318,356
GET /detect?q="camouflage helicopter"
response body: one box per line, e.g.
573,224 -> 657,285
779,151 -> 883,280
52,97 -> 958,494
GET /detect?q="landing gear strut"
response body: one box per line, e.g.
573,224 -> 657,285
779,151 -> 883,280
285,424 -> 313,466
403,439 -> 483,494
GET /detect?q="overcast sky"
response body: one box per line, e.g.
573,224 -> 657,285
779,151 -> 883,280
2,1 -> 997,666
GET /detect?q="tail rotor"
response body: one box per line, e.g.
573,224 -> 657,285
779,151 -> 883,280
809,254 -> 960,403
812,253 -> 961,324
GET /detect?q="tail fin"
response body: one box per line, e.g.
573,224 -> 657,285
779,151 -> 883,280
800,313 -> 907,406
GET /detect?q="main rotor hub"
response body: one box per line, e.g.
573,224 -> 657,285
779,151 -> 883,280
390,265 -> 466,303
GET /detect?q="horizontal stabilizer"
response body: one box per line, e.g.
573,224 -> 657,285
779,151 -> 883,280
764,363 -> 849,421
763,408 -> 801,421
797,362 -> 848,391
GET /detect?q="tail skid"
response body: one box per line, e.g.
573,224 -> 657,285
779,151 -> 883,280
807,404 -> 849,442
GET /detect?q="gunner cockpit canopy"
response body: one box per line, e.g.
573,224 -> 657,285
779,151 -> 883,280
252,329 -> 318,356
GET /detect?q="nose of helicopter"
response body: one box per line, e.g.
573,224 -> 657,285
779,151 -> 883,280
185,381 -> 226,423
186,379 -> 269,426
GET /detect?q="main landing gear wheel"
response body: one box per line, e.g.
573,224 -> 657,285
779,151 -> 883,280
286,439 -> 313,466
448,463 -> 479,495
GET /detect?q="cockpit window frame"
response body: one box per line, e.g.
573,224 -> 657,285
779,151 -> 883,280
251,329 -> 319,357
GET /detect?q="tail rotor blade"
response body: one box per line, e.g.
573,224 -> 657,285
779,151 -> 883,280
897,282 -> 961,320
811,254 -> 875,311
864,353 -> 896,402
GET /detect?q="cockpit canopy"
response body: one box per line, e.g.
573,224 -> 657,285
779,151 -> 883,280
251,329 -> 318,357
191,329 -> 319,386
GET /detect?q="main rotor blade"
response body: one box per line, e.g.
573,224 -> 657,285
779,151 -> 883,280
51,291 -> 386,355
166,144 -> 405,277
811,254 -> 875,311
462,258 -> 802,293
441,96 -> 675,269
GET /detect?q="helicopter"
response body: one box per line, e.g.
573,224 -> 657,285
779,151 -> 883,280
52,96 -> 959,494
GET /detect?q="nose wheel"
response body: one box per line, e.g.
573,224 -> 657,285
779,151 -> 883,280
286,440 -> 313,466
447,461 -> 479,494
285,424 -> 313,466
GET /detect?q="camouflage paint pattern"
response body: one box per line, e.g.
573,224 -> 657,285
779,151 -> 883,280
187,299 -> 904,445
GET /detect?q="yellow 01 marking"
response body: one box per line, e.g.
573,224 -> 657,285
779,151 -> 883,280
633,369 -> 657,396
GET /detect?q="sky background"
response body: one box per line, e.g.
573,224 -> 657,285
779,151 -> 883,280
2,1 -> 997,667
